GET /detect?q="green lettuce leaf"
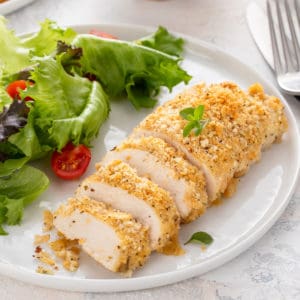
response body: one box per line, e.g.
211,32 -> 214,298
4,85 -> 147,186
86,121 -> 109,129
22,56 -> 110,150
73,34 -> 191,109
8,107 -> 50,160
0,16 -> 31,74
21,19 -> 77,57
0,79 -> 12,110
0,17 -> 77,75
137,26 -> 184,57
0,157 -> 29,177
0,165 -> 49,234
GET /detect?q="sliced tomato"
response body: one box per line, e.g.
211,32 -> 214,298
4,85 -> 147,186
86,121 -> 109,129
6,80 -> 33,101
89,29 -> 118,39
51,143 -> 91,180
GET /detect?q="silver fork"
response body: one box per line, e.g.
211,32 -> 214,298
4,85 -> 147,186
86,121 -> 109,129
267,0 -> 300,95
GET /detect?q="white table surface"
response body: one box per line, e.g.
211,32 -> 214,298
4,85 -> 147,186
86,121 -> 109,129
2,0 -> 300,299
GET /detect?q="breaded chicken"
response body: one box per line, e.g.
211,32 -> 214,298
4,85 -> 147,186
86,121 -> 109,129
53,197 -> 151,276
102,136 -> 208,223
133,82 -> 288,201
76,160 -> 182,255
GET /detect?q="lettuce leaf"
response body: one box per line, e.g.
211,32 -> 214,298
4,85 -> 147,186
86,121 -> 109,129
0,78 -> 12,110
0,17 -> 77,75
0,16 -> 31,74
0,157 -> 29,177
0,165 -> 49,234
22,56 -> 110,150
0,100 -> 29,142
21,19 -> 77,57
8,107 -> 49,159
73,34 -> 191,109
137,26 -> 184,57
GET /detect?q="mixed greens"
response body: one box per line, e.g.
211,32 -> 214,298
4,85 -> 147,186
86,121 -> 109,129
0,17 -> 191,234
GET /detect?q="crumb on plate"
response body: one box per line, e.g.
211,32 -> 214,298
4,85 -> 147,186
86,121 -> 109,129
34,234 -> 50,245
43,210 -> 54,232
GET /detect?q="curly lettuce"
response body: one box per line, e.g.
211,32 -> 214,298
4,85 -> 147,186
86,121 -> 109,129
21,56 -> 109,150
137,26 -> 184,57
0,17 -> 76,75
73,34 -> 191,109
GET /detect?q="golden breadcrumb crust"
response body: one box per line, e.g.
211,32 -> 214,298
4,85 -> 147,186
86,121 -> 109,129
54,196 -> 151,274
134,82 -> 288,200
90,160 -> 182,255
114,136 -> 208,223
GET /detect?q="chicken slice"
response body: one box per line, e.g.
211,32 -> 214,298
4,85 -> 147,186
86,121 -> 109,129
133,82 -> 288,202
76,160 -> 182,255
102,136 -> 208,223
248,83 -> 288,150
53,197 -> 151,276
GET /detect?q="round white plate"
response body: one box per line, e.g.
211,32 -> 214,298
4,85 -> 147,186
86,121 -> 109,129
0,0 -> 36,15
0,24 -> 299,293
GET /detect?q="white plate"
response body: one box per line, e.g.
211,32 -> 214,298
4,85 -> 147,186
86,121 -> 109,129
0,0 -> 36,15
0,24 -> 299,293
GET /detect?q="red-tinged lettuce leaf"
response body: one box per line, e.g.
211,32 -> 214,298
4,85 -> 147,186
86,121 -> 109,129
56,41 -> 83,75
0,100 -> 29,142
8,107 -> 51,160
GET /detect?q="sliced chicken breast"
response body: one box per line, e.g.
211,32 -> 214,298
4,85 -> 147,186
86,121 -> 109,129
101,136 -> 208,223
76,160 -> 182,255
133,82 -> 288,202
53,197 -> 151,276
248,83 -> 288,150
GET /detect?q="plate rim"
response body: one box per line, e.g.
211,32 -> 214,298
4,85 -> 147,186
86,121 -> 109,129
1,22 -> 299,293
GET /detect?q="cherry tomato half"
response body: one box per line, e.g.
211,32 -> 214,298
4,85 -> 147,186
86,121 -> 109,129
6,80 -> 33,101
89,29 -> 118,40
51,143 -> 91,180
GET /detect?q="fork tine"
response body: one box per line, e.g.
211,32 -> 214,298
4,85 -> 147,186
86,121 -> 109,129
275,0 -> 295,72
295,0 -> 300,27
285,0 -> 300,70
267,0 -> 283,74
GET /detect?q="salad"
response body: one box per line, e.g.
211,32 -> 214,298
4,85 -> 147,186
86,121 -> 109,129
0,18 -> 191,234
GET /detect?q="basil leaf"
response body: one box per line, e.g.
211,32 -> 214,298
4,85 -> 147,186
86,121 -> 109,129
183,120 -> 197,137
179,105 -> 209,137
179,107 -> 195,120
194,126 -> 202,136
194,104 -> 204,120
184,231 -> 213,245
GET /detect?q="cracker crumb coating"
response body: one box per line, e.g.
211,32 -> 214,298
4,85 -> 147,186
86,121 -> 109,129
134,82 -> 288,200
54,197 -> 151,274
93,160 -> 181,254
114,136 -> 208,223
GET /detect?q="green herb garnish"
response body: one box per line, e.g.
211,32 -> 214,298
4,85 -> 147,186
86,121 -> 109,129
184,231 -> 213,245
179,105 -> 208,137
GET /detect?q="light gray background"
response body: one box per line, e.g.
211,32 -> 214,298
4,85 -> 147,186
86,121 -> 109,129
2,0 -> 300,299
